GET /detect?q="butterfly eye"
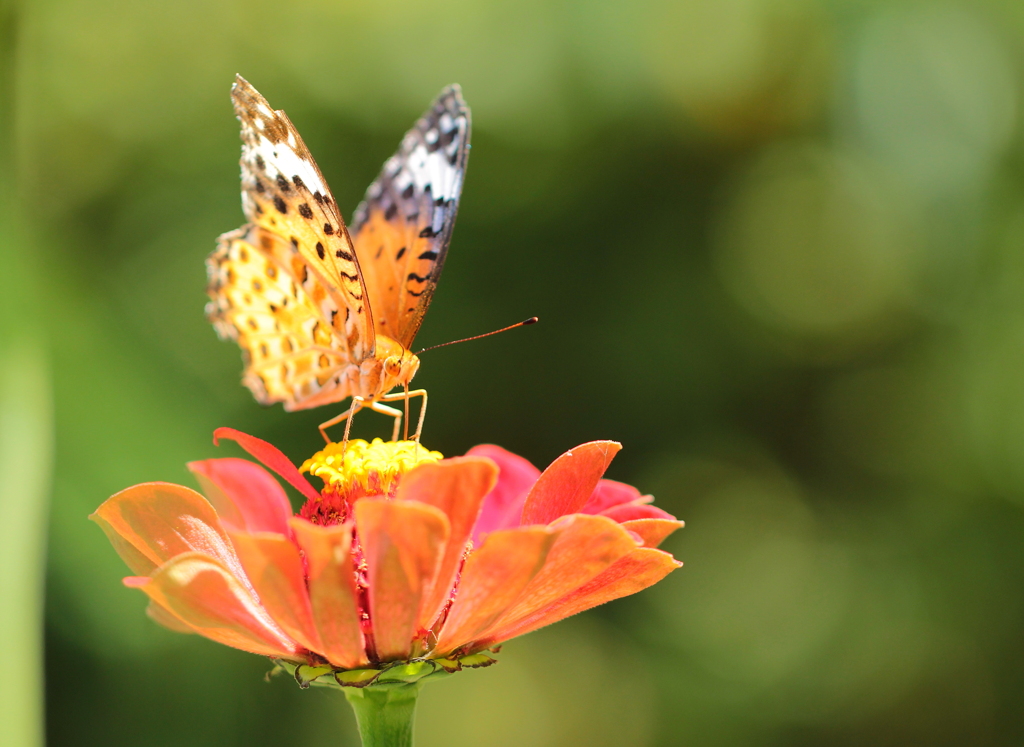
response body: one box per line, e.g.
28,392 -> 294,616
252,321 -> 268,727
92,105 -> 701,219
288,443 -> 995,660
384,356 -> 403,376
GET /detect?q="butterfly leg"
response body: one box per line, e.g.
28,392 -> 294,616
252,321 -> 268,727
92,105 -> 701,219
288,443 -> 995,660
368,401 -> 404,441
403,383 -> 410,440
341,397 -> 365,446
378,389 -> 428,442
318,397 -> 364,444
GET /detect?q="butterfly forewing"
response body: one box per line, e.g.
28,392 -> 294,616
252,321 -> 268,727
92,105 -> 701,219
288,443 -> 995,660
231,75 -> 374,361
350,85 -> 471,348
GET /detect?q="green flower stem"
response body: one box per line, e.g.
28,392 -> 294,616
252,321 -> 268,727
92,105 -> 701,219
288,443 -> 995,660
344,683 -> 422,747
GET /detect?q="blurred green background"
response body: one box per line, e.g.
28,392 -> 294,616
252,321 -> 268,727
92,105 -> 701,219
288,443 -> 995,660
3,0 -> 1024,744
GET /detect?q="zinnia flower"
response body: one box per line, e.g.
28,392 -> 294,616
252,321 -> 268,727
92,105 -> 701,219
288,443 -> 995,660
92,427 -> 681,704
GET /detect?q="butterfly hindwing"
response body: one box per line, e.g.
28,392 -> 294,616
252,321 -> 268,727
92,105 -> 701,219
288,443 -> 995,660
206,226 -> 358,410
231,75 -> 375,362
350,85 -> 471,348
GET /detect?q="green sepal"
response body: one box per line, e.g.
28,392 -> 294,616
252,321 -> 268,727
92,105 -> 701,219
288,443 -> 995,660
294,664 -> 334,689
434,658 -> 462,673
457,653 -> 498,668
376,661 -> 435,684
334,668 -> 381,687
270,650 -> 499,692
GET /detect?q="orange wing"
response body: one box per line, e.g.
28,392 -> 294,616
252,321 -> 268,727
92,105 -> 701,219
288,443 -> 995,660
206,227 -> 362,409
350,85 -> 471,348
206,76 -> 376,411
231,75 -> 374,362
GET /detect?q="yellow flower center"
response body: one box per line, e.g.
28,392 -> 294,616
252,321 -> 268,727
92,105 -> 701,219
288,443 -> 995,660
301,438 -> 443,496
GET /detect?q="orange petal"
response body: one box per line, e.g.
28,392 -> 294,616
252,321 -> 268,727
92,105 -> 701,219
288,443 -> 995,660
434,527 -> 555,655
620,518 -> 685,548
478,548 -> 681,647
102,528 -> 163,578
145,600 -> 195,634
520,441 -> 621,526
131,552 -> 300,658
188,458 -> 293,534
355,498 -> 449,661
227,530 -> 322,654
290,517 -> 368,669
212,427 -> 320,501
397,457 -> 498,627
478,514 -> 639,640
91,482 -> 242,579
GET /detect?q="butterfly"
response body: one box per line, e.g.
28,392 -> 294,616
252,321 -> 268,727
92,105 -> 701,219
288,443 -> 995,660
206,75 -> 471,442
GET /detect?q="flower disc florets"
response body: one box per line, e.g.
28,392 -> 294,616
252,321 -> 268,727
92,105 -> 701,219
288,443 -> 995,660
299,439 -> 443,526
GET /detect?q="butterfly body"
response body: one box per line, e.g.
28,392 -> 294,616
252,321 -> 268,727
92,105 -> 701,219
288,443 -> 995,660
206,76 -> 469,435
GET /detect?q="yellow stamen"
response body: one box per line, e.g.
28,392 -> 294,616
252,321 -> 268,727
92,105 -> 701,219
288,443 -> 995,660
301,438 -> 443,494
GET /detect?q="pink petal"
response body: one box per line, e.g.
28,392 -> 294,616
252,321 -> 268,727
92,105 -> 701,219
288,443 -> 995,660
397,457 -> 498,627
581,479 -> 643,514
130,552 -> 300,658
434,527 -> 555,655
354,498 -> 449,661
212,427 -> 320,502
478,548 -> 681,647
227,530 -> 322,654
188,458 -> 293,534
466,445 -> 540,541
520,441 -> 621,526
600,503 -> 677,523
91,482 -> 242,579
290,518 -> 368,669
619,518 -> 684,548
478,514 -> 639,641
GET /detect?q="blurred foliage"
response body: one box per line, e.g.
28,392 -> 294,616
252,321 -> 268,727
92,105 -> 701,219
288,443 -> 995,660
1,1 -> 51,743
2,0 -> 1024,744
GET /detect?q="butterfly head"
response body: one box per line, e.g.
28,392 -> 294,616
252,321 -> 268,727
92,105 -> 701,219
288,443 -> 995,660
371,336 -> 420,398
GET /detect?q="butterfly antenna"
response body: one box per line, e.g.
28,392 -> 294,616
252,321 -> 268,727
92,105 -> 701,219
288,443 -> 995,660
416,317 -> 538,355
